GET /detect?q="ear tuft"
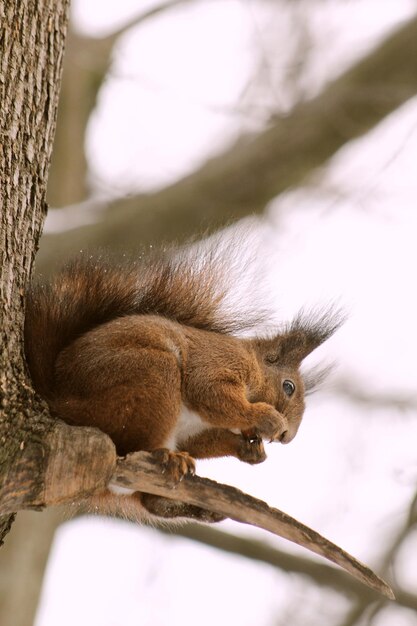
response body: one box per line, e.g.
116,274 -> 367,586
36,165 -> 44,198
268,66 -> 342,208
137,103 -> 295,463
303,363 -> 335,395
278,307 -> 345,365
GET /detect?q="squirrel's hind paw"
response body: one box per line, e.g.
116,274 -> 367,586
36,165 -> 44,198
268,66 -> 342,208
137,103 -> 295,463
151,449 -> 196,483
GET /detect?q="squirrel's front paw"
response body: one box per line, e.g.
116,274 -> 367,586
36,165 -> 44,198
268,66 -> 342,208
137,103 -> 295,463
151,449 -> 196,483
238,432 -> 266,464
250,403 -> 288,443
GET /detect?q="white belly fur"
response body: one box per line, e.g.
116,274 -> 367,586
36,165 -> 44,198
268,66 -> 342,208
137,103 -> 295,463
109,406 -> 209,495
165,404 -> 209,450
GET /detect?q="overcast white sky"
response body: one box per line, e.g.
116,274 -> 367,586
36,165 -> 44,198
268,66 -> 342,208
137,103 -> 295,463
37,2 -> 417,625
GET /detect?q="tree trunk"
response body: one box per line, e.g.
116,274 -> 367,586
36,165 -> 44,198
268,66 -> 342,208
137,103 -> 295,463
0,508 -> 64,626
0,0 -> 69,542
0,0 -> 116,545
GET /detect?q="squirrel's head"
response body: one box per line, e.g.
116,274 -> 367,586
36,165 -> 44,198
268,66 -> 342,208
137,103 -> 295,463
248,308 -> 344,444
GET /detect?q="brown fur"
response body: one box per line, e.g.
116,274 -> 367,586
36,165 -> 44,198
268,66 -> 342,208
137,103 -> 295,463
24,245 -> 342,522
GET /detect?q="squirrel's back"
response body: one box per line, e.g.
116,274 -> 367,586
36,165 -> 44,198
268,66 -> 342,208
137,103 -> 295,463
24,244 -> 265,400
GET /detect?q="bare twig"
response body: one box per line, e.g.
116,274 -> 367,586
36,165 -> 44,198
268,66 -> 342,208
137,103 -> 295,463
107,0 -> 195,41
113,451 -> 394,599
332,488 -> 417,625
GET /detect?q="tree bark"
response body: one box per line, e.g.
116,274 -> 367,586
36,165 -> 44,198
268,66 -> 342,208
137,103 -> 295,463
0,0 -> 117,545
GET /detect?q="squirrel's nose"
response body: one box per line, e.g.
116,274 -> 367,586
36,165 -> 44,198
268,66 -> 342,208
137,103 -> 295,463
279,429 -> 298,444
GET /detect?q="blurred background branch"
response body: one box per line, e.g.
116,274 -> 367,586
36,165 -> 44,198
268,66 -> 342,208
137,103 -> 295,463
160,524 -> 417,612
39,13 -> 417,270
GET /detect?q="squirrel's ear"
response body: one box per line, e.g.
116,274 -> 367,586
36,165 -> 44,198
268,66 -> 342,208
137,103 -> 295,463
277,309 -> 345,366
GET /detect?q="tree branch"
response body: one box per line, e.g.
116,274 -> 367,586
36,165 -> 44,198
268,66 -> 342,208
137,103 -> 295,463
108,0 -> 195,41
160,524 -> 417,612
0,422 -> 116,514
112,451 -> 394,599
38,14 -> 417,269
0,423 -> 395,601
331,378 -> 417,412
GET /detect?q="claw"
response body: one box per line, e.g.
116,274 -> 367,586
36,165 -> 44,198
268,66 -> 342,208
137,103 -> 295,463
151,449 -> 196,484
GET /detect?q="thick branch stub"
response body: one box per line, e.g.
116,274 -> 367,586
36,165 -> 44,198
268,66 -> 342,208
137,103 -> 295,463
113,451 -> 395,600
0,422 -> 116,513
42,423 -> 117,506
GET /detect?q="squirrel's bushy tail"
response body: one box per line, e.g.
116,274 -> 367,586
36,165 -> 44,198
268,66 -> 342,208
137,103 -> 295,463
24,243 -> 265,399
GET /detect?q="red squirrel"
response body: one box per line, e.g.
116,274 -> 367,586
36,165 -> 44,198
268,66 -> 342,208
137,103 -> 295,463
24,242 -> 342,522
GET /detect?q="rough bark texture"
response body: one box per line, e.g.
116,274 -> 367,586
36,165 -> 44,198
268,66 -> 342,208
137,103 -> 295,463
0,0 -> 118,544
0,0 -> 70,542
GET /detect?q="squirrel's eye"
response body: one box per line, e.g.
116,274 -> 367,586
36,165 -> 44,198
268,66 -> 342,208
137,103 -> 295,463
283,379 -> 295,396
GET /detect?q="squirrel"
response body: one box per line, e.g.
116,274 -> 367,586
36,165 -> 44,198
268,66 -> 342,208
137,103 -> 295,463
24,240 -> 342,523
